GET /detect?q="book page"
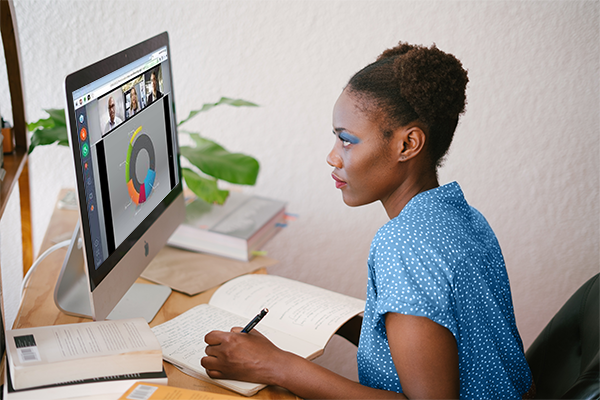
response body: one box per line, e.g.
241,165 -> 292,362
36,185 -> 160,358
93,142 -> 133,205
151,304 -> 319,394
209,275 -> 365,349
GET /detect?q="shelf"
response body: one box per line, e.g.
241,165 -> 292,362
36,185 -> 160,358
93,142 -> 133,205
1,0 -> 34,273
1,146 -> 27,220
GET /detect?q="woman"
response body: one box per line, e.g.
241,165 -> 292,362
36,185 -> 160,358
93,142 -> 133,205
128,86 -> 139,118
202,42 -> 534,399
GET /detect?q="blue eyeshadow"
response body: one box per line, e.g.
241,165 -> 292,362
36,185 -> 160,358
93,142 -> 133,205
339,131 -> 361,144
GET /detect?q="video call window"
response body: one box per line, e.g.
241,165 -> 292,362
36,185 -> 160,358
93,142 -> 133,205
123,77 -> 145,119
145,67 -> 163,105
99,64 -> 164,137
100,89 -> 125,136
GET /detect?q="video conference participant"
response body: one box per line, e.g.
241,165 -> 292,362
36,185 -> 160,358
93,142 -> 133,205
104,96 -> 123,134
127,87 -> 140,118
147,69 -> 162,104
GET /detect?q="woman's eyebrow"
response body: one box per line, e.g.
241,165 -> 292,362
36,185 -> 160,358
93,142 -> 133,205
333,127 -> 350,134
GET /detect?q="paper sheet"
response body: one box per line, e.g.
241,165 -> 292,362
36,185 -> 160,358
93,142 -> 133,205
140,246 -> 278,295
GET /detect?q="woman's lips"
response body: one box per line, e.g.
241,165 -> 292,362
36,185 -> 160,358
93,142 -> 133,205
331,173 -> 347,189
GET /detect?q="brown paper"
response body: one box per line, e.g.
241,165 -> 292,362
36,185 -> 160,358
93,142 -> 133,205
141,246 -> 278,295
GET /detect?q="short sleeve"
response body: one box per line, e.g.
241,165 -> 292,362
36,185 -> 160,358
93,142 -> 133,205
370,221 -> 459,339
358,183 -> 532,398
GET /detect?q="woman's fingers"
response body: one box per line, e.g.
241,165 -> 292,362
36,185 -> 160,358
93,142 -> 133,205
204,330 -> 227,345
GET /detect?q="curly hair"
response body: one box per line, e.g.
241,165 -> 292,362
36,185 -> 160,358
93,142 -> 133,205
347,42 -> 468,168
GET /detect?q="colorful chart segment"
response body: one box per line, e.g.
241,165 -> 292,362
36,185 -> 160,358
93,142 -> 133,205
126,126 -> 156,205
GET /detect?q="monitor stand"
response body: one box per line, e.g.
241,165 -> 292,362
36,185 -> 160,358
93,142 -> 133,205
54,221 -> 171,323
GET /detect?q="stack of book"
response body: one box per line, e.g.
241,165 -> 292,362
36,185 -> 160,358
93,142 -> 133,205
3,318 -> 167,399
168,192 -> 287,261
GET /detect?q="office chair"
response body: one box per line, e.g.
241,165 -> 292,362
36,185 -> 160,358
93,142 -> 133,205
525,273 -> 599,399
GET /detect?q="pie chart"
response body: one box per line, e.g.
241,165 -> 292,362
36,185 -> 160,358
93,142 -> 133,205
126,126 -> 156,205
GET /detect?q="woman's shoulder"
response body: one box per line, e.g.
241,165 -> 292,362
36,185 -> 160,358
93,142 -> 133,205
372,182 -> 492,253
384,183 -> 467,229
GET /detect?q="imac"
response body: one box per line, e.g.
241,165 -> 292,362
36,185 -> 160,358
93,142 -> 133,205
55,32 -> 185,322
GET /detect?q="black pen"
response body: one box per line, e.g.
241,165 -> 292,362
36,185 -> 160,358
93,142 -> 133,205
241,308 -> 269,333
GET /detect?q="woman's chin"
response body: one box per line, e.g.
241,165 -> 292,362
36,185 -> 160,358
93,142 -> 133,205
341,193 -> 372,208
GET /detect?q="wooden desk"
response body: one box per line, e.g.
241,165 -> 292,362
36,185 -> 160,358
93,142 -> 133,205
15,192 -> 299,399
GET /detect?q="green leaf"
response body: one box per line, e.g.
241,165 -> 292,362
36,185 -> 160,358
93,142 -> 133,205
180,133 -> 259,185
28,125 -> 69,154
27,109 -> 69,154
178,97 -> 258,126
44,108 -> 67,126
182,167 -> 229,204
27,116 -> 54,132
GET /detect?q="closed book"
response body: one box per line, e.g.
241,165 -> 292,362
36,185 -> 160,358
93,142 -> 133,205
5,318 -> 163,390
167,192 -> 287,261
4,362 -> 168,400
118,382 -> 239,400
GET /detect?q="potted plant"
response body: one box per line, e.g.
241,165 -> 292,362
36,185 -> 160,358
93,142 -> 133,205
27,97 -> 260,204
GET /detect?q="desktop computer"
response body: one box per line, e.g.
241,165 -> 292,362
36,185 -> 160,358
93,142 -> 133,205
56,32 -> 185,322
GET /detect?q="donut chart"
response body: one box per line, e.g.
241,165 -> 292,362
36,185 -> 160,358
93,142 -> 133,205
126,126 -> 156,205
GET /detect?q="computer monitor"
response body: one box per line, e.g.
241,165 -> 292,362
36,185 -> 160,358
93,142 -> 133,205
55,32 -> 185,322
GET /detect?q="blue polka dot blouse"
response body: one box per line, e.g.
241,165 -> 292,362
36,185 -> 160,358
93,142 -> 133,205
357,182 -> 532,399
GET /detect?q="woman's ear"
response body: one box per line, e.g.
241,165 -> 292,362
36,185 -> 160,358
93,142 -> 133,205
396,124 -> 427,162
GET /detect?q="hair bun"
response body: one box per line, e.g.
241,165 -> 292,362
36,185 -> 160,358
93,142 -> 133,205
347,41 -> 468,168
392,44 -> 468,125
377,42 -> 416,61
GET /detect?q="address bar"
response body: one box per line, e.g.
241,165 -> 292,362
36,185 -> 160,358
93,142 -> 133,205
96,58 -> 161,98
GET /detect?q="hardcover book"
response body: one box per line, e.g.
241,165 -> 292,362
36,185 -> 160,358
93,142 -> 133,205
167,192 -> 287,261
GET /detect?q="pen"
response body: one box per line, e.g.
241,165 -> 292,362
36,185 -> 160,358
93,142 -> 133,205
241,308 -> 269,333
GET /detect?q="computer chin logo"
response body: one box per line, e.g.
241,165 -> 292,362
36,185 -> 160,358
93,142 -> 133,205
144,241 -> 149,257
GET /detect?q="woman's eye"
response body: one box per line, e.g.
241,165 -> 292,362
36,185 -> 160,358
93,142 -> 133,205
333,130 -> 360,148
339,132 -> 359,148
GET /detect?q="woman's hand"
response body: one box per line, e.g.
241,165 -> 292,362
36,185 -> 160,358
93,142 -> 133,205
203,326 -> 408,399
201,327 -> 287,386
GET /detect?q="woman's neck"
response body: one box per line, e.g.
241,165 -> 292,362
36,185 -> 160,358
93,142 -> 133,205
382,168 -> 439,219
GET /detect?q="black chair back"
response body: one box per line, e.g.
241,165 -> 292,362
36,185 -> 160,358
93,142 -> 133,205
526,273 -> 599,399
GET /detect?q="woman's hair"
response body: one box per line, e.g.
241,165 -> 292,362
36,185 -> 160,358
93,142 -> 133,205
347,42 -> 468,168
131,87 -> 138,109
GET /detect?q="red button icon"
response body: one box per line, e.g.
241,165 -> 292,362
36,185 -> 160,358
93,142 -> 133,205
80,127 -> 87,141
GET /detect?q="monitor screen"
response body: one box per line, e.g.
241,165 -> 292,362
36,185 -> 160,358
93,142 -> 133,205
59,32 -> 184,321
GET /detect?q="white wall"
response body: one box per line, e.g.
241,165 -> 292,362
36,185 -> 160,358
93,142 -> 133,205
1,0 -> 598,381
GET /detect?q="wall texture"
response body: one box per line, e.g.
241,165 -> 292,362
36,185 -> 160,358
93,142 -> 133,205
1,0 -> 598,381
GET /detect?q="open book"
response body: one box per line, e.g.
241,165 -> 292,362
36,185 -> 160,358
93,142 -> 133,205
151,274 -> 365,396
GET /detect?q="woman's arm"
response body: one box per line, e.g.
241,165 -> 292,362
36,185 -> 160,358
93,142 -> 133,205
202,328 -> 406,399
201,313 -> 459,399
385,312 -> 460,399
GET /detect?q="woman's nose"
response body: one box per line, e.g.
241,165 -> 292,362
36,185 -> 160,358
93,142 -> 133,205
326,146 -> 342,168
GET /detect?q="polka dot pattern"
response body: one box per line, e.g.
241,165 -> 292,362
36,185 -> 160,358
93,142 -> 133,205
357,182 -> 532,399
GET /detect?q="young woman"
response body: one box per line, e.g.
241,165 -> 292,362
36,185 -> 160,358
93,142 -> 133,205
128,86 -> 139,118
202,42 -> 534,400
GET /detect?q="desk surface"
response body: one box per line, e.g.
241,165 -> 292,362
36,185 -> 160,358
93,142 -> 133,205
15,191 -> 298,399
